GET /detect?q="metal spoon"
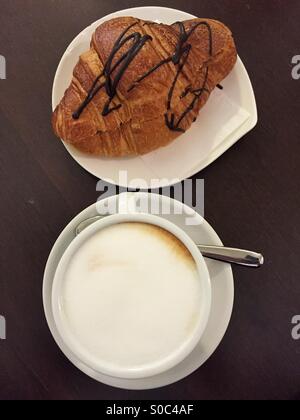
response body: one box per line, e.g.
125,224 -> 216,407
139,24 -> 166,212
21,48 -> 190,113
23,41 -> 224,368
76,216 -> 264,268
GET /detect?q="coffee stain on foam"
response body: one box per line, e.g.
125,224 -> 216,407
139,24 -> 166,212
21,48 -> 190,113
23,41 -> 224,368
86,222 -> 197,273
88,255 -> 105,272
88,254 -> 129,272
128,222 -> 197,267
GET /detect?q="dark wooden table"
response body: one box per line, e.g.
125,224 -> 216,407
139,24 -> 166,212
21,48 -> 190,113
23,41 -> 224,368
0,0 -> 300,400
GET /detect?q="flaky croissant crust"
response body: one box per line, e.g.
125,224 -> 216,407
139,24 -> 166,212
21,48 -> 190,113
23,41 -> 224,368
52,17 -> 237,157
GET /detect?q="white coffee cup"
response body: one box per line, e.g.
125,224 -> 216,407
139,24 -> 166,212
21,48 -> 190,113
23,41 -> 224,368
52,212 -> 211,379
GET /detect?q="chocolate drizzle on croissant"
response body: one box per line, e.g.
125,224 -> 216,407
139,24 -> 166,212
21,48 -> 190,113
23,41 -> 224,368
166,21 -> 212,132
74,20 -> 213,133
73,21 -> 152,119
52,17 -> 237,157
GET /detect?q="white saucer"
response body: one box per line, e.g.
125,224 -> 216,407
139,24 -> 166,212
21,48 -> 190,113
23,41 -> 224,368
52,6 -> 257,189
43,193 -> 234,390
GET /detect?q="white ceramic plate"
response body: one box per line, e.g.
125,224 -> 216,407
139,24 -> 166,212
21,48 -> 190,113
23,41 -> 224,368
43,193 -> 234,390
52,6 -> 257,189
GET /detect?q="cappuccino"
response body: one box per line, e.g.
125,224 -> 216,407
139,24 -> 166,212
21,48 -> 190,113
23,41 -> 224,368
60,222 -> 202,372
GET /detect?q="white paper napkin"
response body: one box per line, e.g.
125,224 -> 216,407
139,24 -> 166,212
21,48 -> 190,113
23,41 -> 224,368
140,88 -> 250,179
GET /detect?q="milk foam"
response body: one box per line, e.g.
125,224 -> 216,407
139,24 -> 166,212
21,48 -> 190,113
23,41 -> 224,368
61,223 -> 202,370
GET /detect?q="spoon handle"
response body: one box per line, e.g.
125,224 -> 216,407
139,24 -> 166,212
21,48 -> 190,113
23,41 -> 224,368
198,245 -> 264,267
76,217 -> 264,267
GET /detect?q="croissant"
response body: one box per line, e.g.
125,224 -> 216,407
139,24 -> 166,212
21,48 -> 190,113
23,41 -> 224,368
52,17 -> 237,157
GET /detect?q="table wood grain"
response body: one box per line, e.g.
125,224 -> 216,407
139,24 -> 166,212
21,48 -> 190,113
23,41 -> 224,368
0,0 -> 300,400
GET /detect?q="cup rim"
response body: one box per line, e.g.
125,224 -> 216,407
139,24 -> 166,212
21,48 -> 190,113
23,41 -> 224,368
52,213 -> 212,379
